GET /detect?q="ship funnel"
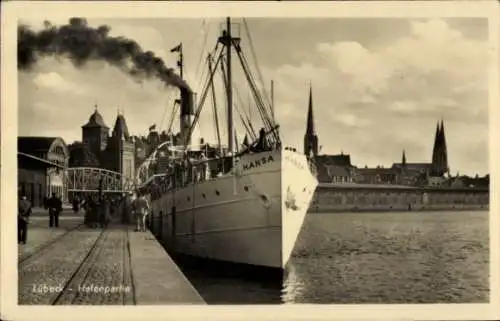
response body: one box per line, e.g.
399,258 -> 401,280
179,88 -> 199,149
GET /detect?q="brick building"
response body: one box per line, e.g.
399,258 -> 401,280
68,106 -> 135,181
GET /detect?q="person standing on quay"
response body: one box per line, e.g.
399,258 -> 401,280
133,192 -> 150,232
72,195 -> 80,214
122,192 -> 134,224
18,195 -> 32,244
98,196 -> 110,228
46,192 -> 62,228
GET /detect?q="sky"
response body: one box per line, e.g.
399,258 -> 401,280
18,17 -> 490,176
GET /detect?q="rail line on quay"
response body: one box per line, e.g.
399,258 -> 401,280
50,226 -> 137,305
51,229 -> 109,305
18,223 -> 85,265
123,228 -> 137,305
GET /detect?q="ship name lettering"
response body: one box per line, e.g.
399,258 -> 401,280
242,155 -> 274,171
285,156 -> 304,170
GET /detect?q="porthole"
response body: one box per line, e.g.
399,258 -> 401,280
202,193 -> 206,198
187,197 -> 190,201
215,190 -> 220,196
244,186 -> 249,192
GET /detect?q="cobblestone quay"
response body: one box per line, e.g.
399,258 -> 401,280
18,213 -> 205,305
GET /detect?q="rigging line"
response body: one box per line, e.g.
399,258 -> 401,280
194,21 -> 211,83
234,98 -> 254,140
238,49 -> 274,127
242,18 -> 272,109
196,42 -> 219,94
158,90 -> 174,132
208,53 -> 222,151
233,83 -> 257,141
231,78 -> 253,138
186,46 -> 224,146
167,101 -> 179,135
219,54 -> 253,130
219,55 -> 229,138
237,51 -> 273,135
237,48 -> 280,144
179,19 -> 207,87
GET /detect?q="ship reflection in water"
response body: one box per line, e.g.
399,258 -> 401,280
173,210 -> 489,304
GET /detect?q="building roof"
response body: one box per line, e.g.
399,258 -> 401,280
82,109 -> 108,129
354,167 -> 397,175
18,136 -> 64,158
112,114 -> 130,140
315,162 -> 331,183
18,152 -> 64,169
315,154 -> 352,167
392,162 -> 432,171
325,164 -> 350,177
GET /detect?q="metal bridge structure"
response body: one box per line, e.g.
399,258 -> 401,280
66,143 -> 175,196
134,141 -> 177,187
65,167 -> 137,194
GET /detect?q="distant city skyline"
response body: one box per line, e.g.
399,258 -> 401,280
18,17 -> 490,175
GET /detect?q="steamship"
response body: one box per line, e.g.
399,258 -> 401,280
139,18 -> 318,269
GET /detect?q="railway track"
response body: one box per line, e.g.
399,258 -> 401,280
18,223 -> 85,265
122,228 -> 136,305
51,229 -> 109,305
19,225 -> 137,305
52,227 -> 136,305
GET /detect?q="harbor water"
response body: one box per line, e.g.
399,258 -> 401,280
174,211 -> 489,304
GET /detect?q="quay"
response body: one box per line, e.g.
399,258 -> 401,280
18,209 -> 205,305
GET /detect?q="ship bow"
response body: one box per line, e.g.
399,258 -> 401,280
281,149 -> 318,267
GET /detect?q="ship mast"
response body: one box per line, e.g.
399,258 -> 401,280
226,17 -> 234,154
270,79 -> 275,125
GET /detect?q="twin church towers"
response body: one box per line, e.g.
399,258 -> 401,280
303,85 -> 449,177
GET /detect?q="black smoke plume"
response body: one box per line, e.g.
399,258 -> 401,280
18,18 -> 190,90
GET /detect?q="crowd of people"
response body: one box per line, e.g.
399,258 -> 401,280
78,191 -> 150,232
17,191 -> 151,245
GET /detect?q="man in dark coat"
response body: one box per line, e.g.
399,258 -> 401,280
46,192 -> 62,228
72,196 -> 80,213
18,196 -> 31,244
99,196 -> 110,228
122,193 -> 134,224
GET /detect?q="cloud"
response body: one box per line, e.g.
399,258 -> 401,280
263,18 -> 488,174
17,18 -> 490,176
334,113 -> 371,128
388,101 -> 418,114
32,72 -> 87,95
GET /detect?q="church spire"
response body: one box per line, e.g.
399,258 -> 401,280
431,119 -> 449,176
306,84 -> 315,135
439,119 -> 448,174
303,84 -> 319,157
431,120 -> 440,166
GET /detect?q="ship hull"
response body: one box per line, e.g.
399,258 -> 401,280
149,148 -> 317,269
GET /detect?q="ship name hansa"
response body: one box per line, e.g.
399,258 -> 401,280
242,155 -> 274,171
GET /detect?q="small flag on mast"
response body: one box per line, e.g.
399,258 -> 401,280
170,43 -> 182,53
149,124 -> 156,131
